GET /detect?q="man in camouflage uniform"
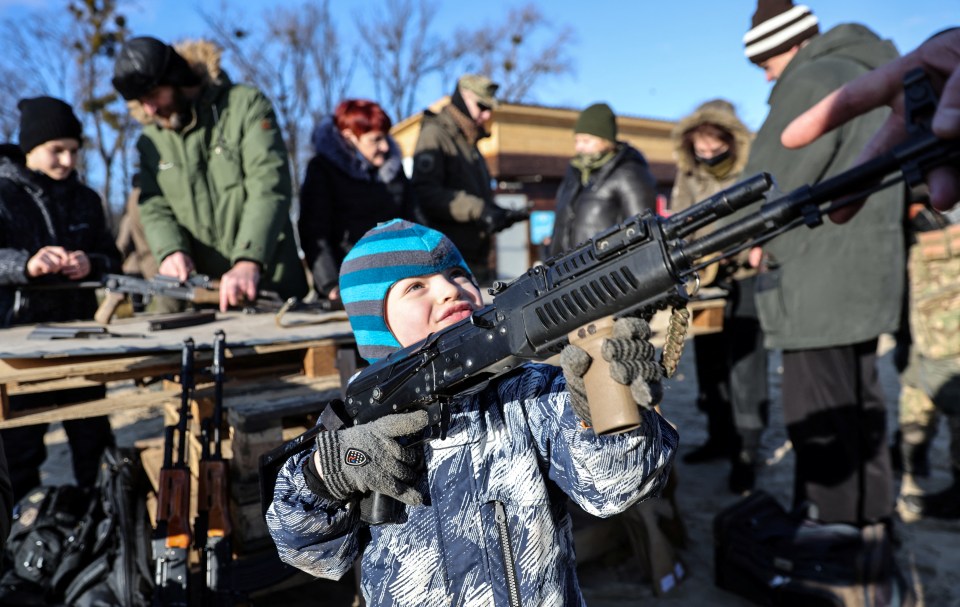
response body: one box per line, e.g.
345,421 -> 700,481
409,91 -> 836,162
897,212 -> 960,520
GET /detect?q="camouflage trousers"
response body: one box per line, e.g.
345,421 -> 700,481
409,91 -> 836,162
898,348 -> 960,471
899,227 -> 960,472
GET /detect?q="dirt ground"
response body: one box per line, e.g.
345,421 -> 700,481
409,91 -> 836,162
39,336 -> 960,606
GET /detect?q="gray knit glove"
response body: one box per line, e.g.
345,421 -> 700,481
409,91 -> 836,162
560,316 -> 664,426
314,410 -> 430,506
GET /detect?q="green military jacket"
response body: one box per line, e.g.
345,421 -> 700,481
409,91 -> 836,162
136,75 -> 306,299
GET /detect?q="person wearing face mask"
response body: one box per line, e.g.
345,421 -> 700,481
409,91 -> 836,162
0,96 -> 120,501
669,99 -> 770,494
411,74 -> 528,285
548,102 -> 658,256
298,99 -> 419,302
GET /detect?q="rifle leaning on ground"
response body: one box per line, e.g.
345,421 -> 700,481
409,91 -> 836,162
195,330 -> 233,604
93,273 -> 343,325
153,338 -> 194,606
259,69 -> 960,524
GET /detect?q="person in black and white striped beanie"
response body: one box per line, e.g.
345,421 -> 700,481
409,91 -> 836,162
743,1 -> 819,73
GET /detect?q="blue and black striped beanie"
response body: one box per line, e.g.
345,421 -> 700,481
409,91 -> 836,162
339,219 -> 473,362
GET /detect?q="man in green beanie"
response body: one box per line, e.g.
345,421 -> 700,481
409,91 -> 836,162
548,102 -> 657,255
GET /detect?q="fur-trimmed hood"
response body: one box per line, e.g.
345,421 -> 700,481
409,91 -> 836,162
310,116 -> 403,184
671,99 -> 751,175
125,39 -> 228,125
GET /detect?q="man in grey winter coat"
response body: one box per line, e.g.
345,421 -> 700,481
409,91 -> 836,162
739,0 -> 904,525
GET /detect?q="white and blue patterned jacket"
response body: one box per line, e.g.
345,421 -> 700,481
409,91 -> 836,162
267,363 -> 678,606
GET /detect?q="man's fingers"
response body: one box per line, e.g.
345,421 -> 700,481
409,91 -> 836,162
928,164 -> 960,211
933,66 -> 960,138
782,55 -> 907,149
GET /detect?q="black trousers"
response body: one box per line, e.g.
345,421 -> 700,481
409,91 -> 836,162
782,339 -> 893,525
694,276 -> 770,452
1,386 -> 115,501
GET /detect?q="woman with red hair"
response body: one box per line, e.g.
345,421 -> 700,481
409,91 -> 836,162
298,99 -> 419,301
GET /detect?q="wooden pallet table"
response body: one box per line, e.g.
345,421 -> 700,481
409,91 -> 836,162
0,309 -> 354,428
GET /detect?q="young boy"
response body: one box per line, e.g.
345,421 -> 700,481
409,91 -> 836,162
267,219 -> 678,606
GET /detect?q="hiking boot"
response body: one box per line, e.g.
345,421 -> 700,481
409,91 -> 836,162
682,440 -> 730,465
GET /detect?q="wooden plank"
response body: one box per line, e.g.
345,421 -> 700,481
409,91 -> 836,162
0,389 -> 177,427
0,336 -> 350,385
302,344 -> 337,378
0,383 -> 7,421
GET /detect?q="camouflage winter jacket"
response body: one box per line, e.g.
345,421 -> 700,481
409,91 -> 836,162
267,363 -> 678,606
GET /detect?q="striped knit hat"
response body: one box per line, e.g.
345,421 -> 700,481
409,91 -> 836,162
339,219 -> 473,362
743,1 -> 819,65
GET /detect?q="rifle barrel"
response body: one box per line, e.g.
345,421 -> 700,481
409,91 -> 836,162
212,330 -> 226,459
177,338 -> 195,466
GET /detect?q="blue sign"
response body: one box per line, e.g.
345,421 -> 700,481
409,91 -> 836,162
529,211 -> 555,245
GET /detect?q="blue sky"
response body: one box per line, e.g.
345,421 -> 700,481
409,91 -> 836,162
102,0 -> 955,131
1,0 -> 953,131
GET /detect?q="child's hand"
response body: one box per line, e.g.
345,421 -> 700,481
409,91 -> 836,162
601,316 -> 663,409
560,316 -> 664,426
313,410 -> 430,506
559,345 -> 593,424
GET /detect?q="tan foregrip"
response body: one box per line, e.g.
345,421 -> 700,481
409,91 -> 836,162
94,290 -> 126,325
568,316 -> 642,435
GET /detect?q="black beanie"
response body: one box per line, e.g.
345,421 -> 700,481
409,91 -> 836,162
574,103 -> 617,142
112,36 -> 202,101
17,96 -> 83,154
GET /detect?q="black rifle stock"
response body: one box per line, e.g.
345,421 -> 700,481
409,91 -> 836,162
196,330 -> 233,603
154,338 -> 194,606
259,69 -> 960,525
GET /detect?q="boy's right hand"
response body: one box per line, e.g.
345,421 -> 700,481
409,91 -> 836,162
313,410 -> 430,506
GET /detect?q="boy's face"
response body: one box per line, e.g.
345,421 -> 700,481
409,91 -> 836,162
385,266 -> 483,347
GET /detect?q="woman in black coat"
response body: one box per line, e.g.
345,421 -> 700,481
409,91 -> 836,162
298,99 -> 418,300
0,97 -> 121,501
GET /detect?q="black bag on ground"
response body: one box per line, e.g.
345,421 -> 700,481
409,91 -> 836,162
713,490 -> 914,607
0,446 -> 155,606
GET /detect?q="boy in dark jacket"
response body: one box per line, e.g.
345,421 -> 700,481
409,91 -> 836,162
0,97 -> 120,500
268,219 -> 677,606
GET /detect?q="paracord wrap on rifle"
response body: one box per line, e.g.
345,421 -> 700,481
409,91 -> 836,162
660,306 -> 690,379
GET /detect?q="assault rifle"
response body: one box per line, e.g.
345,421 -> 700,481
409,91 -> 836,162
94,273 -> 343,324
259,69 -> 960,524
154,338 -> 194,606
195,330 -> 233,603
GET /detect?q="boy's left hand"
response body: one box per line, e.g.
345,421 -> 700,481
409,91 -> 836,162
560,316 -> 664,426
601,316 -> 663,408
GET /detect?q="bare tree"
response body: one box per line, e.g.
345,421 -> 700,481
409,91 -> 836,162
67,0 -> 134,217
0,16 -> 73,142
200,0 -> 356,195
356,0 -> 464,123
451,4 -> 575,103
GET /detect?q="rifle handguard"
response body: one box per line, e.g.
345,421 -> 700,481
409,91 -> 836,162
568,316 -> 642,435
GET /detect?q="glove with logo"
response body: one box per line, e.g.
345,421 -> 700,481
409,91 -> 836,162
559,316 -> 664,426
480,204 -> 530,235
313,410 -> 430,506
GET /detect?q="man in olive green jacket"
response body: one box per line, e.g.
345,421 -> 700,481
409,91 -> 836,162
112,37 -> 307,311
739,1 -> 903,526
